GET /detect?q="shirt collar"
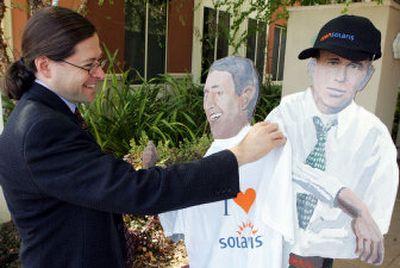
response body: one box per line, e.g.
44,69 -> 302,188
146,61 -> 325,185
305,87 -> 357,139
35,79 -> 77,113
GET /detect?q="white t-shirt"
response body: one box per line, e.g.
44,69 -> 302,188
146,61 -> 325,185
160,126 -> 294,268
267,88 -> 399,258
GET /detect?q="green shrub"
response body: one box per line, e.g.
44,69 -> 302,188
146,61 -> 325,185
253,81 -> 282,122
1,95 -> 15,124
123,135 -> 212,267
80,49 -> 208,158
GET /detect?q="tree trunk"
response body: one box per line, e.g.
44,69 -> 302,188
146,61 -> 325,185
0,0 -> 10,75
29,0 -> 51,16
77,0 -> 88,15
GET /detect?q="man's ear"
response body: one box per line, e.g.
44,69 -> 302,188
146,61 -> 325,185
240,86 -> 256,111
357,64 -> 375,92
34,56 -> 52,79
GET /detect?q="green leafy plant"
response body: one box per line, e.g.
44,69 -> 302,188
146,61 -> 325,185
253,81 -> 282,122
125,133 -> 212,169
80,48 -> 208,158
123,134 -> 212,267
1,95 -> 15,124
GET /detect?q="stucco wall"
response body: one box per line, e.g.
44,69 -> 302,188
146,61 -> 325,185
282,0 -> 400,131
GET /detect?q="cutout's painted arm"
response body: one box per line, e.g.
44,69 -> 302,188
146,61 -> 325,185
292,160 -> 345,205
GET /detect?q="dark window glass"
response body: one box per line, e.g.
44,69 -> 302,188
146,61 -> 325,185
216,10 -> 229,59
124,0 -> 167,83
201,8 -> 230,83
201,7 -> 217,83
125,0 -> 146,81
272,26 -> 286,81
256,21 -> 266,78
277,27 -> 286,81
147,1 -> 167,80
246,19 -> 257,61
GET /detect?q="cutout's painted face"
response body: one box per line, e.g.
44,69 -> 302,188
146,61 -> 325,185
311,50 -> 371,114
203,70 -> 248,139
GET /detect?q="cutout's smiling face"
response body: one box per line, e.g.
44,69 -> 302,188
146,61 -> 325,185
203,70 -> 248,139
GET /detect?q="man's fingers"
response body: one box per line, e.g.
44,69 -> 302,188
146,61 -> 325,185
266,122 -> 279,133
270,130 -> 285,140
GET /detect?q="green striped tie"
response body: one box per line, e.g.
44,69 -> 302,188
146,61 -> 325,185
305,116 -> 337,170
297,116 -> 337,229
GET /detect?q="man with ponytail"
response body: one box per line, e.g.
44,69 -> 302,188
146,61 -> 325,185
0,7 -> 285,267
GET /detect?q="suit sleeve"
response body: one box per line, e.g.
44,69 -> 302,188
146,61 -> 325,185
23,117 -> 240,215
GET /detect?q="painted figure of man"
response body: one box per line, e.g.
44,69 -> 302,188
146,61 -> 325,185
158,56 -> 295,268
267,15 -> 399,267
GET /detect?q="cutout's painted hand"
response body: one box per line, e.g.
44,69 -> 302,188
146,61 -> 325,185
337,188 -> 384,265
352,212 -> 384,265
142,141 -> 158,168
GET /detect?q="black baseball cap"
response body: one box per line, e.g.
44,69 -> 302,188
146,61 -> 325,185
298,15 -> 381,61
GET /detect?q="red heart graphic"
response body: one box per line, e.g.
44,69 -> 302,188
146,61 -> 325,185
233,188 -> 256,214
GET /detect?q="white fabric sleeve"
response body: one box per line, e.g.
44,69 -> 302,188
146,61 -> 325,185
260,142 -> 295,244
356,134 -> 398,234
292,160 -> 346,206
158,210 -> 185,237
260,107 -> 295,243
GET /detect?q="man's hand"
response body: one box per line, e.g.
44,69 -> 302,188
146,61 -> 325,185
337,188 -> 384,265
142,141 -> 158,168
229,121 -> 286,166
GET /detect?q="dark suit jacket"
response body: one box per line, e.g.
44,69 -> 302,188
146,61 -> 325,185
0,82 -> 240,268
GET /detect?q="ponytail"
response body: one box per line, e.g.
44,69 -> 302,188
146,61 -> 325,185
3,59 -> 35,100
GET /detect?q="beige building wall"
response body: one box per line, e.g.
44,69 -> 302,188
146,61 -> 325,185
283,0 -> 400,131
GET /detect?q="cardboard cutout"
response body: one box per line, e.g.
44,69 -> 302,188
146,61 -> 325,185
267,41 -> 398,267
159,56 -> 295,268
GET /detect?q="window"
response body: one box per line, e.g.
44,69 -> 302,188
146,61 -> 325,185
124,0 -> 167,82
246,19 -> 267,81
271,25 -> 286,81
201,7 -> 230,83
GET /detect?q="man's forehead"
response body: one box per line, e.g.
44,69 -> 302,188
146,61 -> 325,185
205,71 -> 234,88
318,51 -> 370,65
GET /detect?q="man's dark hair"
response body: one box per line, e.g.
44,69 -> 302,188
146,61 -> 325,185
3,6 -> 96,100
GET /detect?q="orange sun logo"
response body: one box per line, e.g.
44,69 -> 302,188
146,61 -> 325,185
236,220 -> 258,236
